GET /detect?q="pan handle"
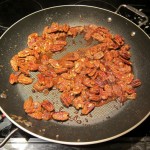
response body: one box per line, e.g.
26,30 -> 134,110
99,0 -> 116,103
115,4 -> 149,27
0,128 -> 18,148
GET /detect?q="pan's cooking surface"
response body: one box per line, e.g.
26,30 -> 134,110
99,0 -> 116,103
0,5 -> 150,144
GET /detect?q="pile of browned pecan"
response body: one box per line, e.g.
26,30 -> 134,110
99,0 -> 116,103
9,23 -> 141,121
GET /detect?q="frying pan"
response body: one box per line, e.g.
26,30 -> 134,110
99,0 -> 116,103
0,5 -> 150,146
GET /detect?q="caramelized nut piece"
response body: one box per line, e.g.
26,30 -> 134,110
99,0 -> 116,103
60,92 -> 74,107
9,73 -> 19,84
82,102 -> 95,115
10,55 -> 18,71
29,112 -> 43,120
49,59 -> 61,68
73,96 -> 84,110
18,74 -> 33,84
24,96 -> 33,112
41,100 -> 54,112
42,110 -> 53,121
131,79 -> 141,88
52,111 -> 69,121
65,52 -> 80,61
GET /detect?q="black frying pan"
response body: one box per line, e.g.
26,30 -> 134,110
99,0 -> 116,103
0,5 -> 150,145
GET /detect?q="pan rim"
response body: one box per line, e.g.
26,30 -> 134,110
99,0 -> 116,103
0,4 -> 150,40
0,5 -> 150,145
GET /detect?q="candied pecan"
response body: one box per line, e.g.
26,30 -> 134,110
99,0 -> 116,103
43,23 -> 70,34
120,57 -> 132,65
48,44 -> 65,52
60,60 -> 74,69
104,51 -> 113,62
60,92 -> 74,107
94,98 -> 113,107
24,97 -> 34,113
84,60 -> 95,68
41,100 -> 54,112
54,40 -> 67,45
89,93 -> 101,101
93,51 -> 104,60
127,93 -> 137,100
52,111 -> 69,121
36,73 -> 53,89
74,61 -> 84,73
123,73 -> 134,84
112,84 -> 123,97
54,68 -> 68,74
99,63 -> 106,72
103,38 -> 118,49
9,72 -> 20,84
107,73 -> 116,83
18,74 -> 33,84
119,50 -> 131,59
44,77 -> 53,89
88,68 -> 97,77
24,99 -> 41,114
73,96 -> 84,110
84,24 -> 98,40
10,55 -> 19,71
81,90 -> 89,101
27,62 -> 39,71
82,77 -> 95,87
27,33 -> 38,48
33,82 -> 45,92
42,110 -> 53,121
113,34 -> 124,46
64,52 -> 80,61
81,102 -> 95,115
104,84 -> 112,97
38,64 -> 49,72
89,86 -> 100,94
41,55 -> 49,65
93,60 -> 100,69
125,85 -> 136,94
92,33 -> 104,42
29,112 -> 43,120
44,22 -> 59,33
33,101 -> 42,112
49,59 -> 61,68
60,24 -> 70,32
61,73 -> 72,80
122,44 -> 130,49
131,79 -> 142,88
18,48 -> 33,58
81,68 -> 91,75
68,26 -> 84,37
72,86 -> 83,95
55,77 -> 72,91
100,88 -> 109,100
